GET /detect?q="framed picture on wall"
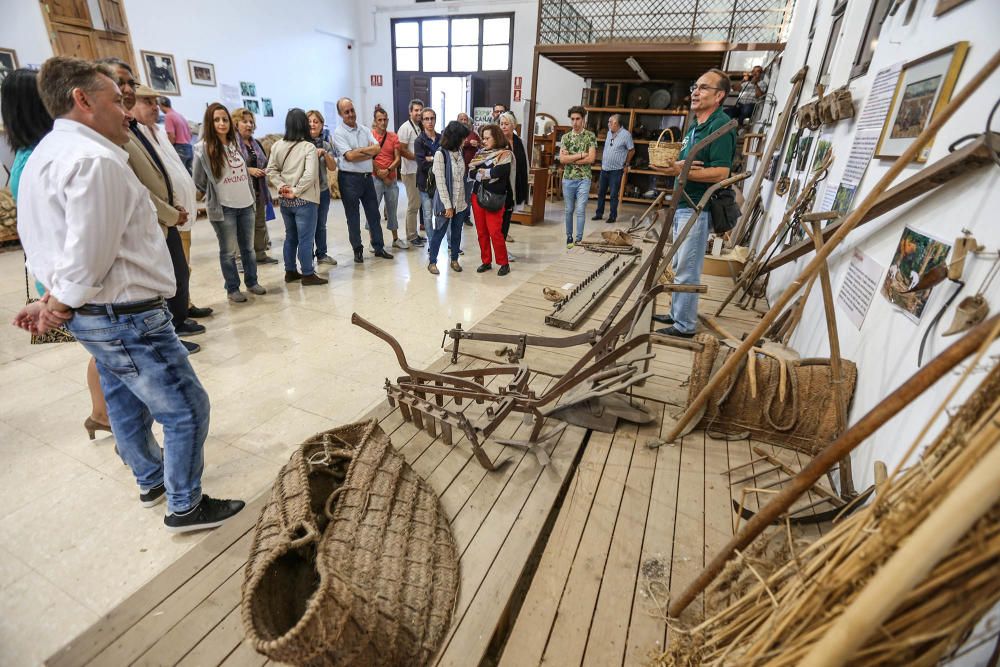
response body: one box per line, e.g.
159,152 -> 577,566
875,42 -> 969,163
141,50 -> 181,96
0,48 -> 18,83
244,99 -> 260,115
261,98 -> 274,117
187,60 -> 216,87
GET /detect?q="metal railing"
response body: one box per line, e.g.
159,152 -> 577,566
538,0 -> 796,45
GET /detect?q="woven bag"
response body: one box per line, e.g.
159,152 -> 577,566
648,128 -> 681,168
241,419 -> 459,666
23,263 -> 75,345
687,334 -> 858,455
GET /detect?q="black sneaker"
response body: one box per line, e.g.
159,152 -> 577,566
652,314 -> 674,325
477,263 -> 492,273
164,495 -> 245,534
181,340 -> 201,354
175,319 -> 206,337
498,264 -> 511,276
140,483 -> 166,508
187,305 -> 214,318
591,214 -> 603,221
656,325 -> 694,339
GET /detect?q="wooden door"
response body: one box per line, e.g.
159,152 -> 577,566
53,24 -> 97,60
98,0 -> 128,34
44,0 -> 92,27
94,33 -> 132,69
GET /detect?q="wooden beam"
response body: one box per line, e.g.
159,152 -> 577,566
762,133 -> 997,274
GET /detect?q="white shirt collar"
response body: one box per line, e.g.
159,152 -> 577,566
52,118 -> 130,162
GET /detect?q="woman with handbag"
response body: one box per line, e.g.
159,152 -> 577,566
426,121 -> 469,275
266,108 -> 326,286
371,105 -> 406,249
194,103 -> 265,302
468,124 -> 511,276
414,107 -> 440,239
3,68 -> 111,440
233,108 -> 277,265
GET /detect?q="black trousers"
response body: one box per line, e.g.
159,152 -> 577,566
165,226 -> 190,326
502,190 -> 514,239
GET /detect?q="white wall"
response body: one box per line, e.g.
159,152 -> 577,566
752,0 -> 1000,493
0,0 -> 363,141
355,0 -> 583,129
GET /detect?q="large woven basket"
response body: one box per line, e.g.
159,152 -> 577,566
648,128 -> 681,168
687,334 -> 858,455
241,419 -> 459,666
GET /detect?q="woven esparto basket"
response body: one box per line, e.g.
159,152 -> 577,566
241,419 -> 459,666
648,128 -> 681,168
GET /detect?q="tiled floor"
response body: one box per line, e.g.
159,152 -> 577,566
0,198 -> 636,666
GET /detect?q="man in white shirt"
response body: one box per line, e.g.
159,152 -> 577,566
333,97 -> 393,264
395,98 -> 426,246
12,56 -> 244,534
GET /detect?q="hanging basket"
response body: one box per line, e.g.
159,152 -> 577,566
241,419 -> 459,666
648,128 -> 681,169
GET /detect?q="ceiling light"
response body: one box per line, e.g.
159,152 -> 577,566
626,56 -> 650,82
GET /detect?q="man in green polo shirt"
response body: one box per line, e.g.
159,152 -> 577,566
652,68 -> 735,338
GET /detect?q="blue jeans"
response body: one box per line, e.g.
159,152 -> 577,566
563,178 -> 590,242
315,189 -> 331,259
67,303 -> 209,514
373,178 -> 399,231
173,143 -> 193,174
428,209 -> 465,264
211,205 -> 258,293
670,207 -> 711,334
338,171 -> 385,252
280,202 -> 319,275
419,190 -> 434,238
595,168 -> 623,220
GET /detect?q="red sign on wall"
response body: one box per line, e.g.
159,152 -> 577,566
514,76 -> 522,88
370,74 -> 383,87
513,89 -> 522,102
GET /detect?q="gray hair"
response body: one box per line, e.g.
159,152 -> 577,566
94,56 -> 132,75
38,56 -> 115,118
408,98 -> 424,111
608,113 -> 623,125
499,111 -> 517,128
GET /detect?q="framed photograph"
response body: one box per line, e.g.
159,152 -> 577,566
880,226 -> 952,323
875,42 -> 969,162
187,60 -> 216,87
240,81 -> 256,97
243,99 -> 260,115
261,98 -> 274,117
0,48 -> 17,83
141,50 -> 180,96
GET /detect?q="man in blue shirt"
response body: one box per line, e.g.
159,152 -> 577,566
592,114 -> 634,224
651,68 -> 736,338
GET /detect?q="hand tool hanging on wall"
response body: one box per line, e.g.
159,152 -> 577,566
728,67 -> 808,249
664,48 -> 1000,619
942,247 -> 997,336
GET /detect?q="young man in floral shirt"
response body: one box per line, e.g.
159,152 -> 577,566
559,105 -> 596,248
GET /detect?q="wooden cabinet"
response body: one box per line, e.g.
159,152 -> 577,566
584,106 -> 690,205
511,168 -> 549,226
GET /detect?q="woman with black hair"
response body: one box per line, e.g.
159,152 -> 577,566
3,67 -> 112,441
2,69 -> 54,200
426,120 -> 469,275
265,108 -> 325,285
193,103 -> 264,302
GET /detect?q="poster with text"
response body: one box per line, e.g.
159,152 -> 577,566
880,226 -> 952,323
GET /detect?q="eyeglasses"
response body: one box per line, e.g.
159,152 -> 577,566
690,84 -> 723,93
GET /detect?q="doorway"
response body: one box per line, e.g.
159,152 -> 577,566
430,76 -> 470,130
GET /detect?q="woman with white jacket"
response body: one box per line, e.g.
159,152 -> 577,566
266,108 -> 326,286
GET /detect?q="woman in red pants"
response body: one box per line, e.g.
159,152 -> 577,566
468,124 -> 512,276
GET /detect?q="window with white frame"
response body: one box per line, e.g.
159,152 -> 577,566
392,14 -> 513,74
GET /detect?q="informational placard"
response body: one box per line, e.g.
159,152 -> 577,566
220,83 -> 242,112
473,107 -> 493,126
856,62 -> 904,132
819,62 -> 903,214
837,249 -> 884,330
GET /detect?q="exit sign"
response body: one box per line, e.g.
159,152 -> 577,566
370,74 -> 383,87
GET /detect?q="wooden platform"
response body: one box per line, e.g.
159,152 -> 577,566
47,243 -> 831,667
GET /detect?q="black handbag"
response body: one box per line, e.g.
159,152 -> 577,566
474,181 -> 506,212
708,187 -> 741,235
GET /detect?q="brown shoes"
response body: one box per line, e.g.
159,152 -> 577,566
284,271 -> 302,283
428,263 -> 440,275
450,261 -> 462,272
302,273 -> 329,286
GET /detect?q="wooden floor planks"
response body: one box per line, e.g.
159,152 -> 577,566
48,242 -> 831,667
